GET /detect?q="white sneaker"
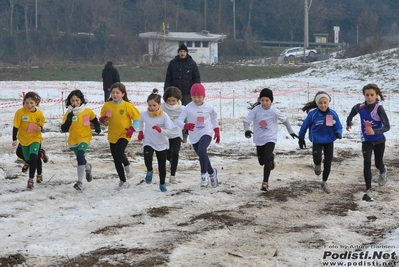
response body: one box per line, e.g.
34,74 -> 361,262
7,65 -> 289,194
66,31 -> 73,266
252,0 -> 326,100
118,181 -> 129,190
85,163 -> 92,182
169,176 -> 177,184
378,165 -> 388,186
314,164 -> 321,176
124,165 -> 133,179
209,168 -> 218,188
321,181 -> 330,194
200,175 -> 209,187
362,189 -> 373,202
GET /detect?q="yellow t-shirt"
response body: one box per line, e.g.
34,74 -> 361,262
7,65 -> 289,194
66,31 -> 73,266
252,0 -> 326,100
13,107 -> 45,146
100,101 -> 140,143
61,108 -> 97,146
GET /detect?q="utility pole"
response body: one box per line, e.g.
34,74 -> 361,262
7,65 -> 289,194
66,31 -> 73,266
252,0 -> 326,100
231,0 -> 236,39
303,0 -> 309,61
35,0 -> 38,30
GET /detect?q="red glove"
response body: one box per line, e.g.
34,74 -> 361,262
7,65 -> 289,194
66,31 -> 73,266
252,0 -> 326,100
99,116 -> 107,124
125,126 -> 135,138
213,128 -> 220,144
183,123 -> 195,131
152,125 -> 162,133
138,131 -> 144,141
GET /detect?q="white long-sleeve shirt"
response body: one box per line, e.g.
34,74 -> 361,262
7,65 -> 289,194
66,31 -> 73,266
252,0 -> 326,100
176,101 -> 219,144
161,102 -> 183,139
243,104 -> 294,146
139,111 -> 174,151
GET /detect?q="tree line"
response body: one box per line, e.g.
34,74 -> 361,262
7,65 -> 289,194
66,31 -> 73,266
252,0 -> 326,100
0,0 -> 398,65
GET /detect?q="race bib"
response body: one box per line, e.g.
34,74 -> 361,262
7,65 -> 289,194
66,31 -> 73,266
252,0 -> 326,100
83,115 -> 90,126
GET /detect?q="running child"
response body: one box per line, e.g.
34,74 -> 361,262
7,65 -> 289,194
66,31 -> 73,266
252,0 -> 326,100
61,89 -> 101,190
346,83 -> 390,201
176,83 -> 220,188
99,82 -> 140,190
12,92 -> 45,189
138,89 -> 174,192
297,91 -> 343,194
16,144 -> 48,182
243,88 -> 298,192
161,86 -> 184,184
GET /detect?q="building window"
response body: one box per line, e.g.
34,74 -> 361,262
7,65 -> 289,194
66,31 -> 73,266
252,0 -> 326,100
186,41 -> 192,47
195,41 -> 201,47
203,41 -> 209,47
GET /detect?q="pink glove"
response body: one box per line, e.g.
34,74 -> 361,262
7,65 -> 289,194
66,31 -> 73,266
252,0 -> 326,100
138,131 -> 144,141
152,125 -> 162,133
213,128 -> 220,144
126,126 -> 135,138
99,116 -> 107,124
183,123 -> 195,131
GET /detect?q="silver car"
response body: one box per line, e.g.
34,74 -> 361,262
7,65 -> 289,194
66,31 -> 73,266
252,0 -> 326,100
280,47 -> 317,61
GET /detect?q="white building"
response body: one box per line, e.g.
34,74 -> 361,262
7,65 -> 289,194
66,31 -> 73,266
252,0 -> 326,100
139,30 -> 226,65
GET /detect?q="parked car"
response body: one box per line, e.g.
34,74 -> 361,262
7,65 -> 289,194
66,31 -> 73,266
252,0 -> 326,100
280,47 -> 317,61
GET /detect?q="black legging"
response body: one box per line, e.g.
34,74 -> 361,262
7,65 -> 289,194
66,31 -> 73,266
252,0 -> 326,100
312,142 -> 334,182
144,145 -> 167,185
16,144 -> 42,176
362,142 -> 385,190
167,137 -> 181,176
256,142 -> 275,183
110,139 -> 130,182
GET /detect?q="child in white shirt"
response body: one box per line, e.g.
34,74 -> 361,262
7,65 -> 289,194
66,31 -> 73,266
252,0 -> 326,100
138,89 -> 174,192
161,86 -> 184,184
176,83 -> 220,188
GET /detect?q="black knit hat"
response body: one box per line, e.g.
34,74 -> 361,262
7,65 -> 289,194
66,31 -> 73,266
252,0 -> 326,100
178,44 -> 188,53
259,88 -> 273,102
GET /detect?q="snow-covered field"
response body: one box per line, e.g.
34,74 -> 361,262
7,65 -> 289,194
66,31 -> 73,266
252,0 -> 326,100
1,48 -> 399,266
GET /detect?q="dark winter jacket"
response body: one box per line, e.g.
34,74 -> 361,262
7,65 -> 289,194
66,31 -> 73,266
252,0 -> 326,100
102,63 -> 120,91
164,55 -> 200,95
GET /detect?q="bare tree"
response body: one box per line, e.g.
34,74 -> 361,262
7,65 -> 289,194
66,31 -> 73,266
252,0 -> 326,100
270,0 -> 303,44
357,11 -> 380,40
24,0 -> 29,44
9,0 -> 15,35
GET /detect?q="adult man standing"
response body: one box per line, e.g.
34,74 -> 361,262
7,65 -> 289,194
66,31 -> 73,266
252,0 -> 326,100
102,61 -> 120,102
164,44 -> 201,142
164,44 -> 201,106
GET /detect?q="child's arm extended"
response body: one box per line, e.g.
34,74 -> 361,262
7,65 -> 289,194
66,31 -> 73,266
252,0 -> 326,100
12,126 -> 18,147
373,106 -> 390,135
282,119 -> 299,139
61,112 -> 74,133
346,104 -> 360,131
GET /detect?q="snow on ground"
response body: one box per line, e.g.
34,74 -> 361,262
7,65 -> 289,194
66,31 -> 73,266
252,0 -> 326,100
1,48 -> 399,266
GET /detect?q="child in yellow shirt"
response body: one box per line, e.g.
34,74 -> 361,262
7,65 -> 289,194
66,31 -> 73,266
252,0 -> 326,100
61,89 -> 101,190
99,83 -> 140,190
12,92 -> 45,189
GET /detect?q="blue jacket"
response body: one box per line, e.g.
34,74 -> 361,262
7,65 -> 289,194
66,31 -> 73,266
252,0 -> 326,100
299,108 -> 342,144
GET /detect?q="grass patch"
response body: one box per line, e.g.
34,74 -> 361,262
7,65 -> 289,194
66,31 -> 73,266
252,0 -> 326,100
0,64 -> 308,82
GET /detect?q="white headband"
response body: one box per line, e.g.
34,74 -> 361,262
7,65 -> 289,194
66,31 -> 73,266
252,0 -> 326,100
315,93 -> 331,104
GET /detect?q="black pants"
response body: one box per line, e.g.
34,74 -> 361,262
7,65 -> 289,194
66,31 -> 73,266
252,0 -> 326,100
312,142 -> 334,182
104,90 -> 110,102
16,144 -> 42,176
144,145 -> 167,185
256,142 -> 275,183
167,137 -> 181,176
362,141 -> 385,190
110,139 -> 129,182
